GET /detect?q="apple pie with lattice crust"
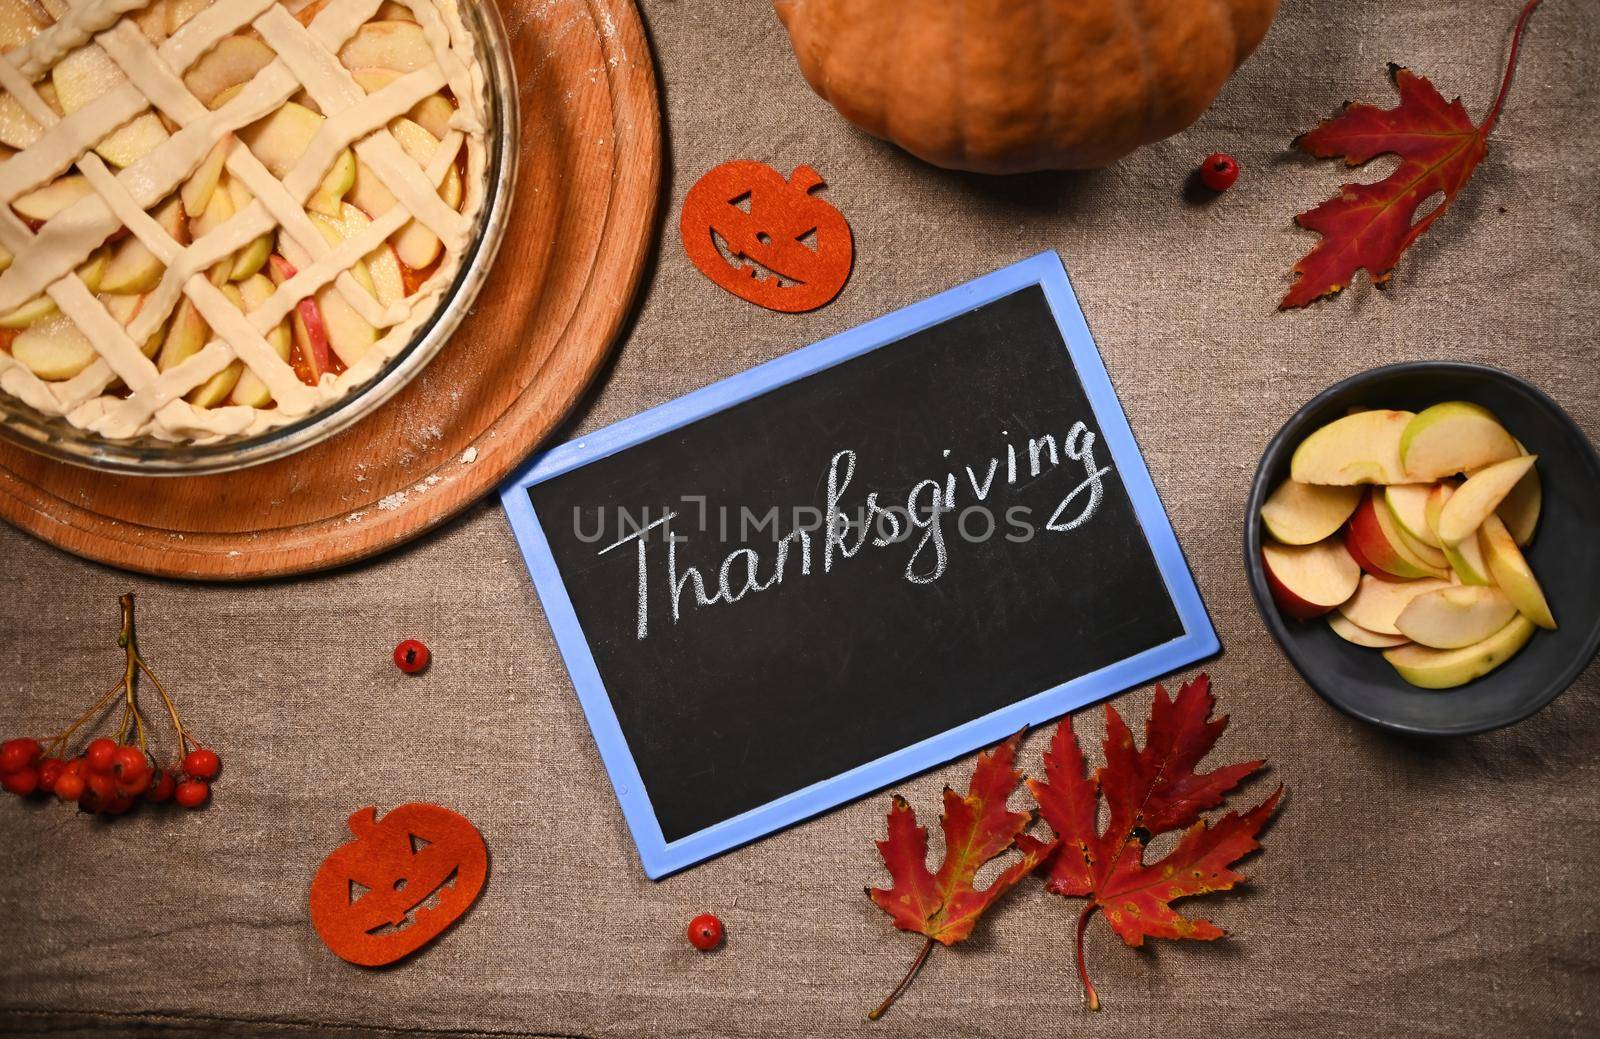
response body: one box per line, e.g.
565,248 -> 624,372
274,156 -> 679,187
0,0 -> 487,442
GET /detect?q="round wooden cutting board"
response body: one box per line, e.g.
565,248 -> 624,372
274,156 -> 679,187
0,0 -> 661,581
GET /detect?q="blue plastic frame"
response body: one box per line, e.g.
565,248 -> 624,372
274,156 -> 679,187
500,252 -> 1218,878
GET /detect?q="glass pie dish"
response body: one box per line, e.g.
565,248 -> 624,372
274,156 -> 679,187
0,0 -> 518,475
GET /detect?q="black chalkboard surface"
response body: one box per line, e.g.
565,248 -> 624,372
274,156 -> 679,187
505,254 -> 1215,877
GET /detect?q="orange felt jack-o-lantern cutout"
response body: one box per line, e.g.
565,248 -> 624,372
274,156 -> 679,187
681,160 -> 853,313
309,803 -> 488,967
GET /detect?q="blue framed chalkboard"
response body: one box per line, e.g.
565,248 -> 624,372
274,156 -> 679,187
502,252 -> 1217,878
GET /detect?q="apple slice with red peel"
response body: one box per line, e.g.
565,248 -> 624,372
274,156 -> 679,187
338,20 -> 434,73
1344,531 -> 1403,583
1399,402 -> 1519,482
1495,439 -> 1541,546
1260,479 -> 1362,546
102,194 -> 187,294
13,175 -> 94,222
183,35 -> 276,109
1395,585 -> 1518,649
270,254 -> 337,382
11,312 -> 95,380
1424,483 -> 1492,585
1338,575 -> 1450,636
1478,514 -> 1556,630
307,205 -> 381,365
1346,489 -> 1449,580
1327,612 -> 1411,649
1262,539 -> 1360,621
1383,615 -> 1535,689
1290,409 -> 1413,486
1436,454 -> 1538,545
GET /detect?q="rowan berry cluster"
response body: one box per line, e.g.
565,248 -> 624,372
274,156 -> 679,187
2,594 -> 222,818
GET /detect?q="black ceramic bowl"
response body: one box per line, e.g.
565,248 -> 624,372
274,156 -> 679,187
1245,362 -> 1600,736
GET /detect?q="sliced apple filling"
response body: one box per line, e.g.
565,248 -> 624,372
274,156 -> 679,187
0,0 -> 488,439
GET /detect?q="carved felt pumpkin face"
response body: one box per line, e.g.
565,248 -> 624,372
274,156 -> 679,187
309,803 -> 488,967
680,160 -> 853,313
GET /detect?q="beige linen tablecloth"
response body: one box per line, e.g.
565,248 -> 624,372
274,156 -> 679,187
2,1 -> 1597,1036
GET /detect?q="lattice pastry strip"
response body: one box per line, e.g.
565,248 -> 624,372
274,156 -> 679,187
0,0 -> 487,441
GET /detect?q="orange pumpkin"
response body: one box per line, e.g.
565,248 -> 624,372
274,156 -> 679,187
772,0 -> 1279,174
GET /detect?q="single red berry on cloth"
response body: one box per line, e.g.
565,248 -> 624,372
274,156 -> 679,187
0,738 -> 42,774
1198,152 -> 1240,192
393,639 -> 430,674
175,779 -> 210,809
85,738 -> 118,774
182,747 -> 221,780
54,770 -> 86,803
144,769 -> 176,803
687,913 -> 724,951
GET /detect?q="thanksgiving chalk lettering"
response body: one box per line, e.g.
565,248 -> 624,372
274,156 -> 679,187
596,421 -> 1114,640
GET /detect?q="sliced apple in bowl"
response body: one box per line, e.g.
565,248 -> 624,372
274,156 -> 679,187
1435,454 -> 1537,545
12,312 -> 95,381
1399,401 -> 1520,481
1290,409 -> 1413,486
1395,585 -> 1518,649
1262,539 -> 1360,621
1478,514 -> 1556,630
1383,615 -> 1536,690
1346,489 -> 1448,580
1260,479 -> 1362,546
1338,574 -> 1451,637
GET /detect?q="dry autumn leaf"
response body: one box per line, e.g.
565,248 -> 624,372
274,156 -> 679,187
1028,675 -> 1280,1010
866,731 -> 1056,1020
1281,0 -> 1543,308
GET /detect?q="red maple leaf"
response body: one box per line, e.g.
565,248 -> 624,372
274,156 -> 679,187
1281,0 -> 1543,308
1028,675 -> 1280,1010
866,731 -> 1056,1020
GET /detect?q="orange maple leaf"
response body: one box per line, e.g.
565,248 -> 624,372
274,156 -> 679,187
1281,0 -> 1542,308
1028,675 -> 1280,1011
866,731 -> 1056,1020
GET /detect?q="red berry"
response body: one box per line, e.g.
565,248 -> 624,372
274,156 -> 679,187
182,747 -> 221,780
86,738 -> 118,774
54,771 -> 86,803
144,769 -> 176,803
112,745 -> 151,781
687,913 -> 724,951
1199,152 -> 1239,192
175,778 -> 210,809
393,639 -> 430,674
86,771 -> 116,802
2,767 -> 39,796
98,794 -> 135,817
0,738 -> 42,774
36,758 -> 64,791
